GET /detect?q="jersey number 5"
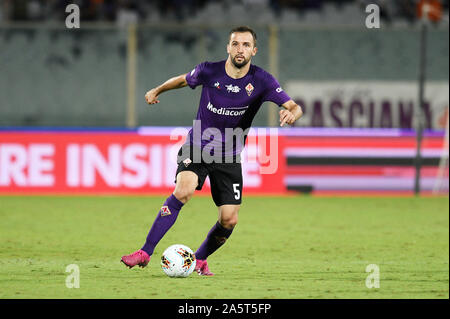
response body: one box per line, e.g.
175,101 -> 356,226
233,183 -> 240,200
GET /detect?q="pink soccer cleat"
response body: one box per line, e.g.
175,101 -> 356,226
195,259 -> 214,276
121,249 -> 150,269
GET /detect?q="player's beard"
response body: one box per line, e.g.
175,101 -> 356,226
231,54 -> 250,69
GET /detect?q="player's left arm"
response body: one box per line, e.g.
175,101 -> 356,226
279,99 -> 303,127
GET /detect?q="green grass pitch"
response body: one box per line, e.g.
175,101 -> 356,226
0,195 -> 448,299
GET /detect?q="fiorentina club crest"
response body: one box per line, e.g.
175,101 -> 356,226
160,206 -> 171,216
245,83 -> 254,96
183,158 -> 192,167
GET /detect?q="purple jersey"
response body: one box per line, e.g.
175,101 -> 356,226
185,60 -> 291,158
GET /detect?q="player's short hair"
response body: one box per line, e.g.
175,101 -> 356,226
229,26 -> 257,47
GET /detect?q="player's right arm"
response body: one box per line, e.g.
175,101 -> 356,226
145,73 -> 188,105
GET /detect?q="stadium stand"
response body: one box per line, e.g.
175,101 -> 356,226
0,0 -> 448,127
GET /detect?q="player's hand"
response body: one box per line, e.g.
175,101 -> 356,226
279,109 -> 296,127
145,89 -> 160,105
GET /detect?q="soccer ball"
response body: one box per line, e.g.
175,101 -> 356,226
160,244 -> 197,278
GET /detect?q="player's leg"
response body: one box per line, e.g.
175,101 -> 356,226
121,171 -> 198,268
121,144 -> 209,269
194,162 -> 242,275
140,171 -> 198,253
196,205 -> 239,259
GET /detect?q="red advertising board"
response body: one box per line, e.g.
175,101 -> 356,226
0,129 -> 286,195
0,128 -> 446,195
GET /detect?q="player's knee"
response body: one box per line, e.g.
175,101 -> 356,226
173,188 -> 195,204
173,172 -> 198,204
226,216 -> 238,229
219,212 -> 238,229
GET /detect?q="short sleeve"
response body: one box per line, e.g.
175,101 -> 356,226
261,73 -> 291,106
185,62 -> 207,89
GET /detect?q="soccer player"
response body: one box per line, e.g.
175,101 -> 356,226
121,26 -> 303,275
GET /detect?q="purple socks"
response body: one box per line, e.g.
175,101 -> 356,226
140,194 -> 233,260
141,194 -> 184,256
195,221 -> 234,260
